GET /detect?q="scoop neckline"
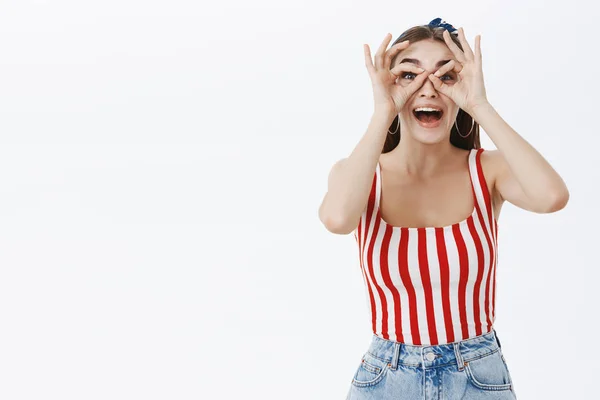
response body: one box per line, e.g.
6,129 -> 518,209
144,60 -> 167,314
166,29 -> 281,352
376,148 -> 478,231
377,204 -> 477,231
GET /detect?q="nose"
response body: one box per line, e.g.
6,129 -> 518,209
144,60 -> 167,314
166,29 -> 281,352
416,74 -> 439,98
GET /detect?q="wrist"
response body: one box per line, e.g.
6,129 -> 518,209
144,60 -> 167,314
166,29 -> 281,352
469,101 -> 493,120
373,108 -> 397,123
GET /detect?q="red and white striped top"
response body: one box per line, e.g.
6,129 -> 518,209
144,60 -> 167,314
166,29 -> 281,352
353,148 -> 499,345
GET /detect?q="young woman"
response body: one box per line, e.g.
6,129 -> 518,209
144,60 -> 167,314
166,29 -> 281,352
318,18 -> 569,399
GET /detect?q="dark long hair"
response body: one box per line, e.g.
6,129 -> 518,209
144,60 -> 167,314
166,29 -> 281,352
383,24 -> 481,154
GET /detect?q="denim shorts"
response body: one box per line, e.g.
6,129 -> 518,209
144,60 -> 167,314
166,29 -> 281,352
345,328 -> 517,399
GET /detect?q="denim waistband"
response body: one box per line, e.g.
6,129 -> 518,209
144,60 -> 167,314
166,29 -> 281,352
367,329 -> 503,371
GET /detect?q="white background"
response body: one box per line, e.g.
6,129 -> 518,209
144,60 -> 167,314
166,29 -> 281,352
0,0 -> 597,399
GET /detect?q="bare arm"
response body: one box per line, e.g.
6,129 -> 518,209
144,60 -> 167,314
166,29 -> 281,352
318,33 -> 433,234
472,102 -> 570,213
318,111 -> 396,234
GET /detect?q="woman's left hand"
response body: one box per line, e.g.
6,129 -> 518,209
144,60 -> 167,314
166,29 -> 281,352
428,27 -> 489,115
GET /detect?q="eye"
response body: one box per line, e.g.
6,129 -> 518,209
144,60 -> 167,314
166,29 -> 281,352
401,72 -> 454,81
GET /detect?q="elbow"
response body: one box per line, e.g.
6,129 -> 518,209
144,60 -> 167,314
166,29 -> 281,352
319,208 -> 356,235
545,189 -> 570,213
321,215 -> 355,235
318,197 -> 357,235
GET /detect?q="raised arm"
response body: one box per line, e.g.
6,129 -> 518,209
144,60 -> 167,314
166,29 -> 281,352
474,103 -> 570,213
319,112 -> 394,234
318,33 -> 433,234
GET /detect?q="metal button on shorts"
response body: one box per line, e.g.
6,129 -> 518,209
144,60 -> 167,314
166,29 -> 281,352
425,352 -> 436,361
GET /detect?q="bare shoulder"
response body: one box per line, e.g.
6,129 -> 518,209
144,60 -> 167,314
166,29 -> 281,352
479,148 -> 500,180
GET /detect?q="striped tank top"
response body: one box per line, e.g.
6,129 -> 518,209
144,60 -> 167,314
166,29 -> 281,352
353,148 -> 499,346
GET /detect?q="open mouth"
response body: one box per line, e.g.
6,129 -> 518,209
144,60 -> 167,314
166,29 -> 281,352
412,108 -> 444,123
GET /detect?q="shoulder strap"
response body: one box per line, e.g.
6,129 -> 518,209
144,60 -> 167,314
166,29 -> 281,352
469,148 -> 496,237
355,163 -> 380,248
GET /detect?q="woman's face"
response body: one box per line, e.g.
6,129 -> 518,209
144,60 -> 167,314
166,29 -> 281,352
393,38 -> 460,144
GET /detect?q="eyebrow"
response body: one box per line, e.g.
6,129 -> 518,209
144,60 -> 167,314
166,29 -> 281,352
399,58 -> 452,68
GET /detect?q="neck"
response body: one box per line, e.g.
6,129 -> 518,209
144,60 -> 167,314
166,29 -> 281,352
383,135 -> 460,178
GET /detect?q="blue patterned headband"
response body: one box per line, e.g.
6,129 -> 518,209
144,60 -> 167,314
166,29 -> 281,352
427,18 -> 458,34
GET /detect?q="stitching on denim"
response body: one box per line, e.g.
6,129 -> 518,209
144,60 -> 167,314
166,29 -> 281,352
453,342 -> 464,371
462,348 -> 499,364
351,360 -> 388,387
396,361 -> 421,367
368,333 -> 501,369
377,349 -> 500,369
366,351 -> 392,364
464,362 -> 513,390
361,358 -> 381,374
392,342 -> 400,370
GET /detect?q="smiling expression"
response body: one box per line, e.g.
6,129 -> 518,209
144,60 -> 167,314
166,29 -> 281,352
392,39 -> 461,142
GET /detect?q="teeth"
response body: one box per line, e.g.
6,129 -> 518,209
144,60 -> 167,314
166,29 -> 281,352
414,107 -> 442,112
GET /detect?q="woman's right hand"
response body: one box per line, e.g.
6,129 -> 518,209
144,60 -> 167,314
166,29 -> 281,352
364,33 -> 432,116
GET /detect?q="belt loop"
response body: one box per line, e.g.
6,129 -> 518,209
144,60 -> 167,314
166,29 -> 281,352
494,328 -> 502,349
390,342 -> 401,371
453,342 -> 465,371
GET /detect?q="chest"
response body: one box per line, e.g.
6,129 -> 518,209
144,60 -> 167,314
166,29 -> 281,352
378,163 -> 500,229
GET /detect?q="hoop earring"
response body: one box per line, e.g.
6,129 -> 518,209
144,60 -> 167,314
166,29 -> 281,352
455,117 -> 474,138
388,117 -> 399,135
